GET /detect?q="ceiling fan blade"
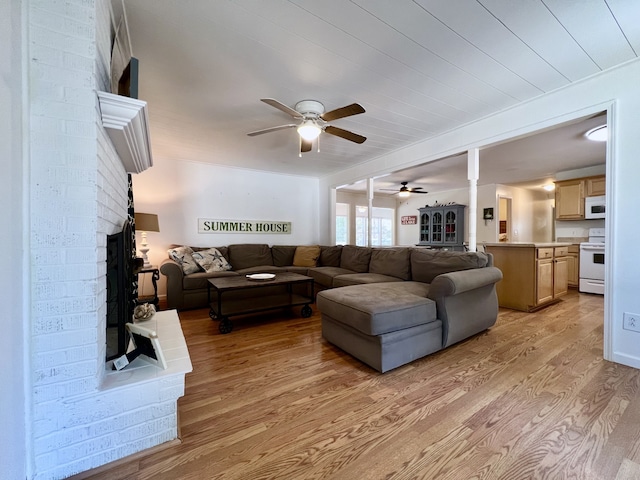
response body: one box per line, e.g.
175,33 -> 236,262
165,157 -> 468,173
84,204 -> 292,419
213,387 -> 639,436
300,139 -> 312,153
247,124 -> 297,136
409,190 -> 429,194
321,103 -> 365,122
260,98 -> 302,118
324,125 -> 366,144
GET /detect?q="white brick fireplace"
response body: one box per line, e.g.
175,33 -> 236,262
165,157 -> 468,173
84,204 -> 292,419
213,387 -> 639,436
25,1 -> 188,478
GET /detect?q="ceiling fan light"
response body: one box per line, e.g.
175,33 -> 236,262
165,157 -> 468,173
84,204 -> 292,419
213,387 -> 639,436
398,190 -> 410,198
297,121 -> 321,141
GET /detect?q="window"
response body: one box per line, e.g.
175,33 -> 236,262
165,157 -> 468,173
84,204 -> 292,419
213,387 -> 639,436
335,203 -> 349,245
355,206 -> 394,246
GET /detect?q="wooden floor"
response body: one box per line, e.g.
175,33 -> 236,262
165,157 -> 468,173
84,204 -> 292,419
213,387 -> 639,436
81,290 -> 640,480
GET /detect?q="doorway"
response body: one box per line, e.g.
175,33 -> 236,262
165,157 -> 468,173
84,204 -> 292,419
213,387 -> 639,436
498,197 -> 512,242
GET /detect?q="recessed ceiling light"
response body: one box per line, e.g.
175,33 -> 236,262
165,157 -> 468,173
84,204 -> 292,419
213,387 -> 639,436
543,184 -> 555,191
585,125 -> 607,142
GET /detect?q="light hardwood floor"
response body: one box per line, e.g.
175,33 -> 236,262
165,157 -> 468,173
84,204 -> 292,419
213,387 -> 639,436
79,290 -> 640,480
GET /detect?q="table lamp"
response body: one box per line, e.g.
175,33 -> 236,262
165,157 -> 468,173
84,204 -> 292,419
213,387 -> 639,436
134,212 -> 160,267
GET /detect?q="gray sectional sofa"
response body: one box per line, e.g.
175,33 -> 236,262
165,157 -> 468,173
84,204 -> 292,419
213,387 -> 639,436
160,243 -> 503,372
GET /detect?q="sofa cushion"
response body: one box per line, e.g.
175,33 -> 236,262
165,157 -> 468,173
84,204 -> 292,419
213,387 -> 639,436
191,247 -> 233,273
167,246 -> 201,274
235,266 -> 287,275
293,245 -> 321,267
284,266 -> 310,275
369,248 -> 411,280
271,245 -> 297,267
183,270 -> 239,290
227,244 -> 273,270
308,266 -> 356,288
411,249 -> 490,284
333,273 -> 404,287
319,245 -> 343,267
316,282 -> 436,336
340,245 -> 372,273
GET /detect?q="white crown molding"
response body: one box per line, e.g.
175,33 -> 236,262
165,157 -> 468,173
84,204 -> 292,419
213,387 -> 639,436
97,91 -> 153,173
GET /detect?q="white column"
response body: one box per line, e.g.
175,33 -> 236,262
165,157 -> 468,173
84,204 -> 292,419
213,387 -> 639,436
468,149 -> 479,252
367,178 -> 374,247
329,188 -> 337,245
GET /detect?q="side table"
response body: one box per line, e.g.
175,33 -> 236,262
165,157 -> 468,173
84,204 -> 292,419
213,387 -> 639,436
137,265 -> 160,308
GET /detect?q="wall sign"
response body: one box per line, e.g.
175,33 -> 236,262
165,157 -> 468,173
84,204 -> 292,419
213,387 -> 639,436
401,215 -> 417,225
198,218 -> 292,234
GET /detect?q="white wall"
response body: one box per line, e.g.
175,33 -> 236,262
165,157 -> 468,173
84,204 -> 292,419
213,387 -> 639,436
0,0 -> 27,478
321,59 -> 640,369
131,158 -> 320,297
556,219 -> 605,240
495,185 -> 554,243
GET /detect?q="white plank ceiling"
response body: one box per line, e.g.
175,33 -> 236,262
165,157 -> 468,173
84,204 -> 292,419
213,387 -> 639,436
121,0 -> 638,191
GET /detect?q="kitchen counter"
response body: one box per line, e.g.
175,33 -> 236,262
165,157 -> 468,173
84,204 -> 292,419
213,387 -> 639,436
483,243 -> 570,311
483,242 -> 572,248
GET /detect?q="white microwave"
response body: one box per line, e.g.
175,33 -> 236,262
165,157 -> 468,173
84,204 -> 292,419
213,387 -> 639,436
585,195 -> 606,219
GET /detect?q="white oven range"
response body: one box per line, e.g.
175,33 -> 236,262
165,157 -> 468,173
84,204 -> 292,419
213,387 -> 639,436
579,228 -> 605,295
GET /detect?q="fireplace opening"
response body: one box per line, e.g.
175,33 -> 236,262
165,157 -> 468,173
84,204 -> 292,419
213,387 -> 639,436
106,217 -> 140,361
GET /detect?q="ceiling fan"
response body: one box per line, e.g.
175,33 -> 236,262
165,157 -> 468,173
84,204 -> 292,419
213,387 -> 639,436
381,181 -> 429,197
247,98 -> 367,155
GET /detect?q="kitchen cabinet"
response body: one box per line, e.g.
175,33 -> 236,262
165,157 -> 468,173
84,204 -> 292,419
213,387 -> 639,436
555,175 -> 606,220
567,245 -> 580,287
553,247 -> 569,297
418,204 -> 466,250
484,243 -> 570,312
586,175 -> 606,196
555,179 -> 584,220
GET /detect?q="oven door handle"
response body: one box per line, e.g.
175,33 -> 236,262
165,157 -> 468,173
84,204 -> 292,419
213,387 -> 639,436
581,246 -> 605,251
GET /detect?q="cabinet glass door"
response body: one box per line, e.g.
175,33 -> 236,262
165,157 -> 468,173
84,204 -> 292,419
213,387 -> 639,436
420,213 -> 430,243
432,212 -> 443,243
445,210 -> 457,243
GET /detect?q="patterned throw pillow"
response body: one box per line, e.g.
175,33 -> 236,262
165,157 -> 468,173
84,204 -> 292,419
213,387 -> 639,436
192,247 -> 233,273
167,246 -> 201,274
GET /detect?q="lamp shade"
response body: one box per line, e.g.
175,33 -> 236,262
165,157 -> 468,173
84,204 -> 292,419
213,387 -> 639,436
135,212 -> 160,232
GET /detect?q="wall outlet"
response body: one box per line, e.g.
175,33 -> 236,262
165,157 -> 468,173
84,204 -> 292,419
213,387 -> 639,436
623,312 -> 640,332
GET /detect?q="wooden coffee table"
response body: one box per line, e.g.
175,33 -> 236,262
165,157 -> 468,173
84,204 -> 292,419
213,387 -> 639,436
207,272 -> 314,334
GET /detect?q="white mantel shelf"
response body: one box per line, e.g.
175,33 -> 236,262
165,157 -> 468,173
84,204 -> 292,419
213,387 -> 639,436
103,309 -> 192,390
98,91 -> 153,174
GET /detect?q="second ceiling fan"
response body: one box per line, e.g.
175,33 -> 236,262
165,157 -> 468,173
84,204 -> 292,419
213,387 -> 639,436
247,98 -> 367,155
381,181 -> 429,197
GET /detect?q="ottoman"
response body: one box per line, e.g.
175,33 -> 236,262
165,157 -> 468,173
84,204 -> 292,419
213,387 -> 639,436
316,282 -> 443,373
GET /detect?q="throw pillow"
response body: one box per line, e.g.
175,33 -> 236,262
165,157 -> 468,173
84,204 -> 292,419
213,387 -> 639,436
192,247 -> 233,273
167,246 -> 201,274
293,245 -> 321,267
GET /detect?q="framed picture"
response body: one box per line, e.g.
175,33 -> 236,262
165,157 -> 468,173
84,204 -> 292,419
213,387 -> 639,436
125,322 -> 167,369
